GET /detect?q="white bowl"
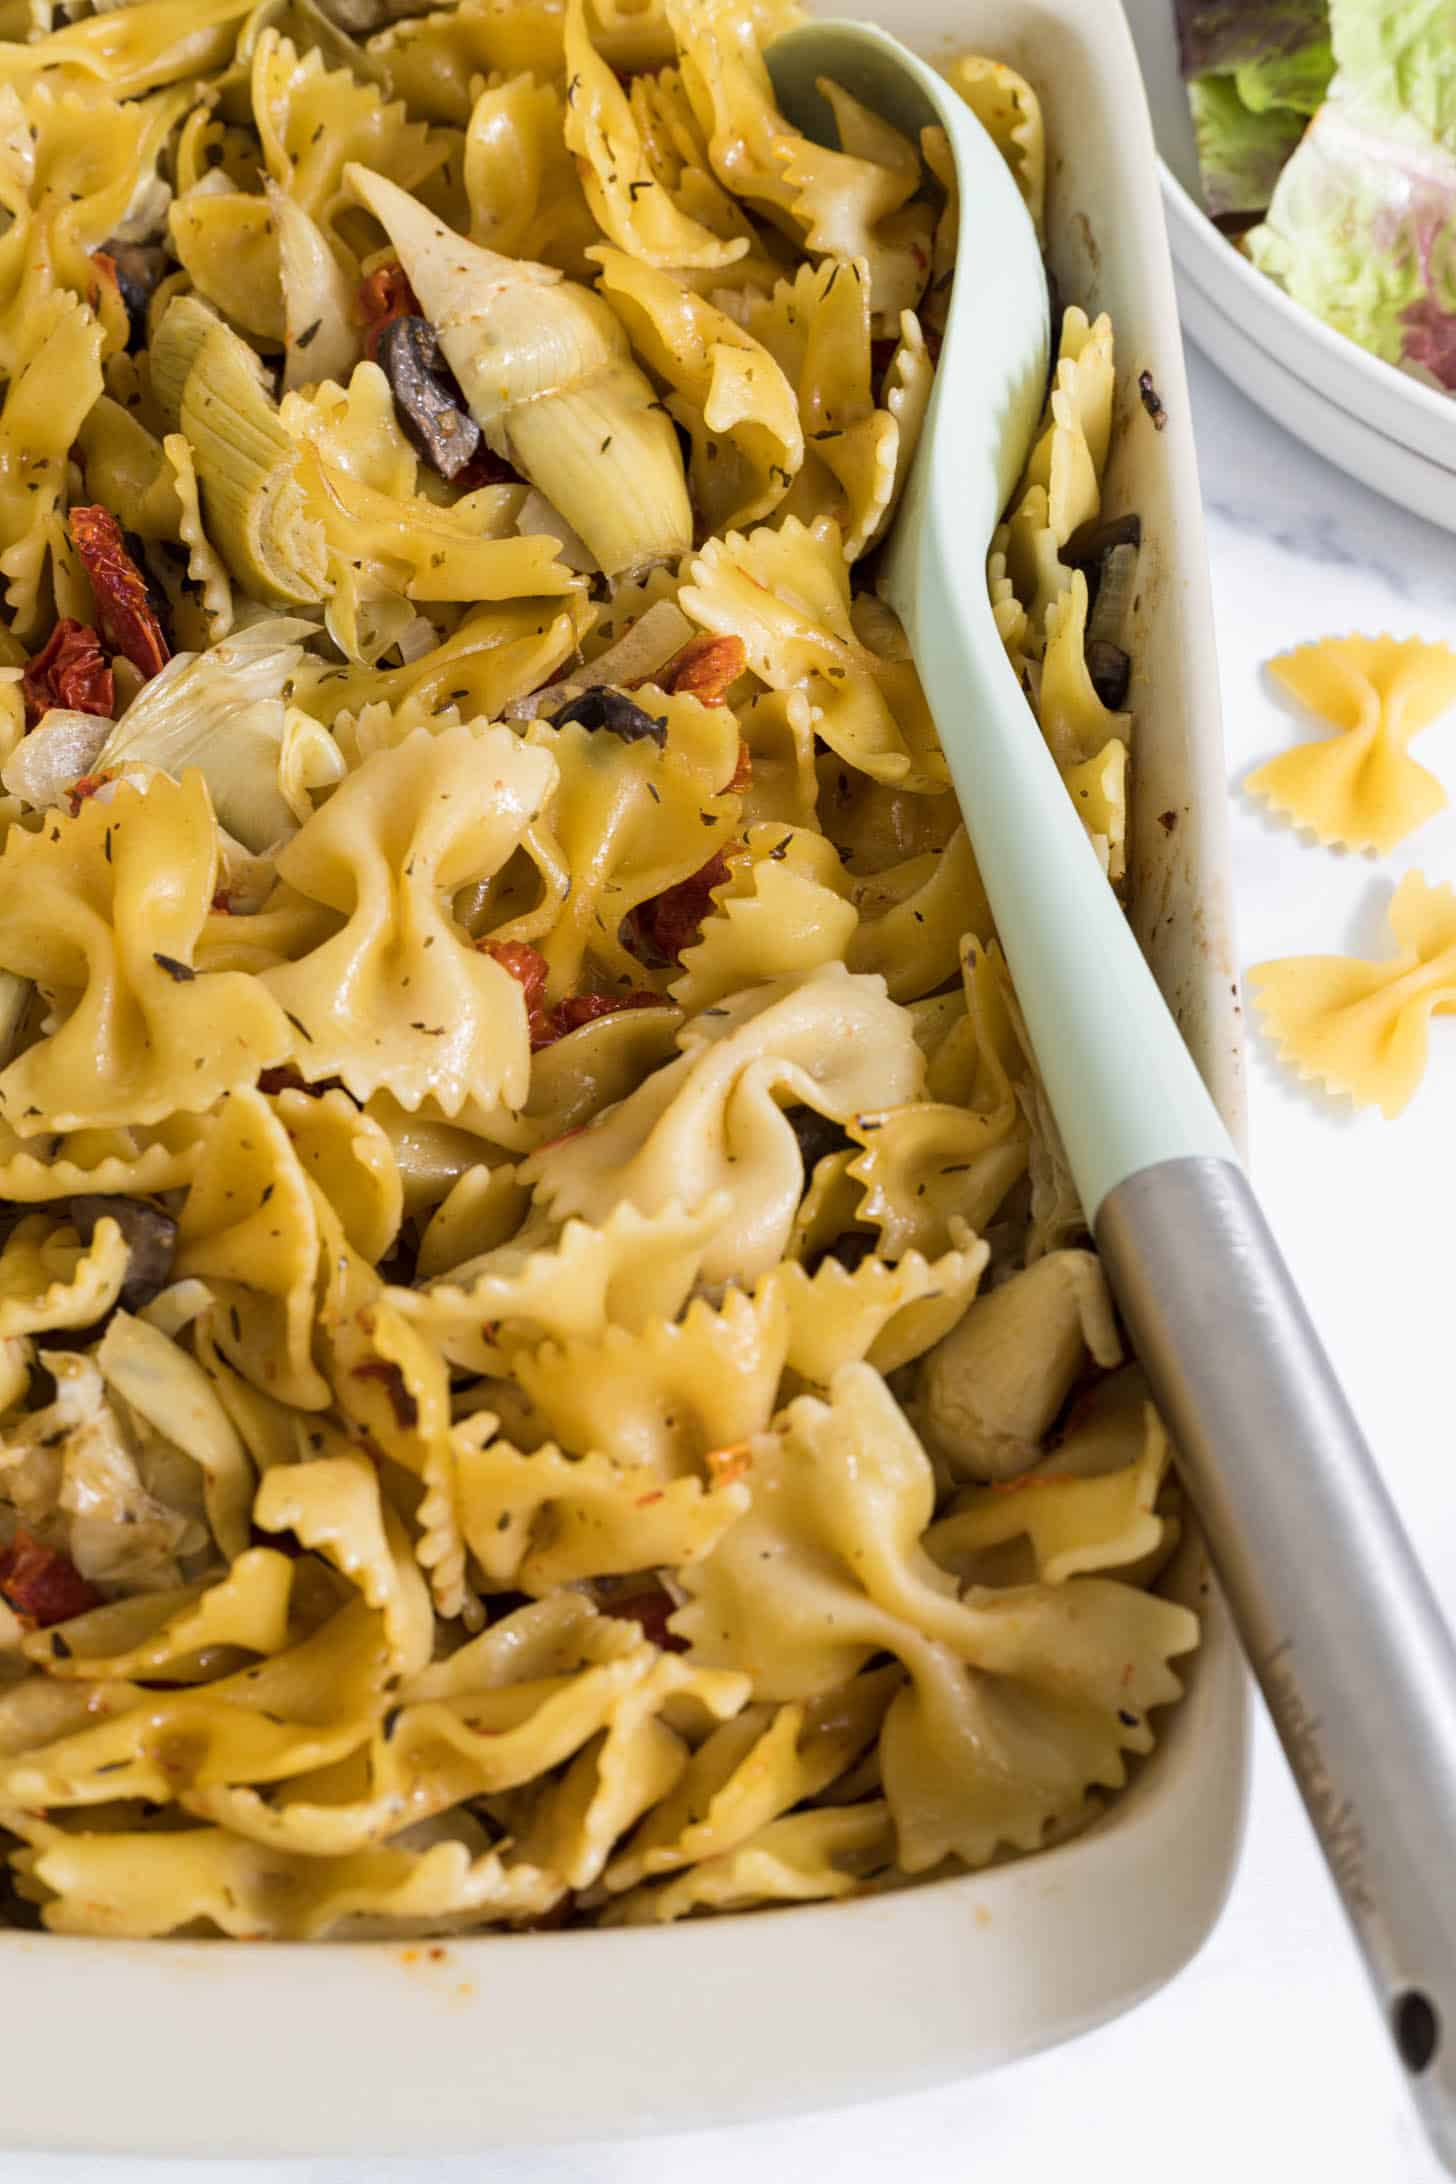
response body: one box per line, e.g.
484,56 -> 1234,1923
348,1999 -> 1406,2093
0,0 -> 1249,2156
1120,0 -> 1456,533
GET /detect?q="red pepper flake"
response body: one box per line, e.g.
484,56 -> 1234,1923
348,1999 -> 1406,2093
65,772 -> 112,817
67,506 -> 170,682
350,1358 -> 419,1433
20,618 -> 114,728
629,851 -> 730,966
0,1528 -> 101,1629
705,1441 -> 752,1487
659,632 -> 746,707
357,261 -> 422,361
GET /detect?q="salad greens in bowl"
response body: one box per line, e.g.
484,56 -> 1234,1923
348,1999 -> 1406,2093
1175,0 -> 1455,396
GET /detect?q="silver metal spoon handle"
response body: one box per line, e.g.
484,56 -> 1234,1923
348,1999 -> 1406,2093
1098,1155 -> 1456,2170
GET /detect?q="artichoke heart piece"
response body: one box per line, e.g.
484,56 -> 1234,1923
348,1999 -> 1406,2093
152,297 -> 327,608
345,163 -> 692,579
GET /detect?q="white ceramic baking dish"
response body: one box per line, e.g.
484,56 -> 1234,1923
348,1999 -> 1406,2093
0,0 -> 1248,2155
1121,0 -> 1456,536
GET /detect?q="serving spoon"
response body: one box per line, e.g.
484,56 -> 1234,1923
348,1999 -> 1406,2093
766,20 -> 1456,2169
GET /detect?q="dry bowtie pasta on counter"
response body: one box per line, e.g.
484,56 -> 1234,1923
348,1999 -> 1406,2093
0,0 -> 1193,1940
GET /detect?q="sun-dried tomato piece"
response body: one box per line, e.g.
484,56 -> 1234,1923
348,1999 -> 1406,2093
629,850 -> 731,967
548,989 -> 664,1039
67,507 -> 170,682
0,1529 -> 102,1628
20,618 -> 114,727
357,261 -> 422,361
481,938 -> 555,1049
660,632 -> 746,707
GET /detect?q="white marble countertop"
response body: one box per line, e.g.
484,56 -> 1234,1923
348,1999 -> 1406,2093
9,344 -> 1456,2184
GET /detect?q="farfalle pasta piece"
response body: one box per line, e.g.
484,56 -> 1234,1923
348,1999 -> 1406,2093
1020,308 -> 1115,540
510,1283 -> 789,1471
846,826 -> 991,1002
255,1454 -> 434,1680
604,1800 -> 894,1922
1248,871 -> 1456,1118
524,963 -> 925,1283
454,1425 -> 751,1592
252,28 -> 447,265
742,257 -> 898,559
674,1366 -> 1197,1870
518,1649 -> 751,1891
849,1102 -> 1027,1262
369,1 -> 568,128
296,597 -> 592,735
0,1596 -> 390,1812
174,1088 -> 328,1410
603,1673 -> 895,1892
510,692 -> 739,1000
18,1821 -> 559,1940
1062,739 -> 1128,884
19,1549 -> 293,1683
669,824 -> 856,1013
270,1087 -> 403,1267
261,724 -> 555,1115
1245,635 -> 1456,854
944,56 -> 1045,239
0,1214 -> 128,1340
1039,572 -> 1131,768
0,0 -> 253,99
762,1234 -> 989,1387
0,289 -> 103,632
397,1198 -> 724,1374
593,246 -> 803,533
462,72 -> 598,276
0,775 -> 290,1137
565,0 -> 748,271
180,1617 -> 659,1856
775,80 -> 935,331
927,1404 -> 1172,1589
682,515 -> 948,788
414,1162 -> 528,1284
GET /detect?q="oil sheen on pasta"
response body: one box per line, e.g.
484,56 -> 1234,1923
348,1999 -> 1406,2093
0,0 -> 1194,1941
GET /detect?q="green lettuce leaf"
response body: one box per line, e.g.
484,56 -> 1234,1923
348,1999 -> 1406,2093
1330,0 -> 1456,145
1248,98 -> 1456,387
1188,76 -> 1311,218
1176,0 -> 1333,218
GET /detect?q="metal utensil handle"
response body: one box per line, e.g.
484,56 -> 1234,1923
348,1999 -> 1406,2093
1098,1155 -> 1456,2173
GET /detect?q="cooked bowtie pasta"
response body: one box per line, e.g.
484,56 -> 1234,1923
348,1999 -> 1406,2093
0,0 -> 1190,1941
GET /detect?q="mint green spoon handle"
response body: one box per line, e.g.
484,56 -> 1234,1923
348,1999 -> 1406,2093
768,24 -> 1456,2166
910,552 -> 1231,1207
